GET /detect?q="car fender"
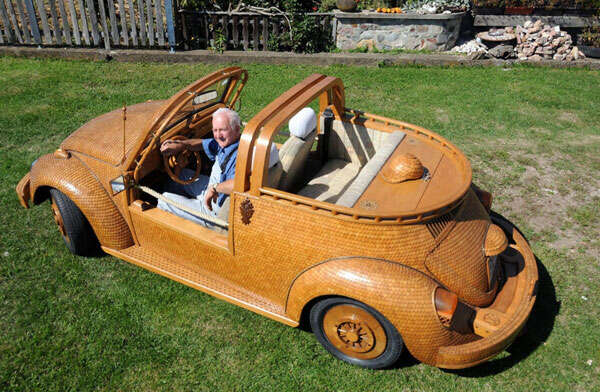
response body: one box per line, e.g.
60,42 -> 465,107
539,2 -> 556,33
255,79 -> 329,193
285,257 -> 477,366
29,153 -> 133,250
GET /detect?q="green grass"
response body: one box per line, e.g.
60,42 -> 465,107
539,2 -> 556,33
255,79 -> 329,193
1,57 -> 599,391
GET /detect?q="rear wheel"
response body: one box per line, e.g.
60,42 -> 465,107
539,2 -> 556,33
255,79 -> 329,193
50,189 -> 99,256
310,297 -> 403,369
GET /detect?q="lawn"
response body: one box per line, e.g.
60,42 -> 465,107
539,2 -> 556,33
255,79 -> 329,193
0,57 -> 599,391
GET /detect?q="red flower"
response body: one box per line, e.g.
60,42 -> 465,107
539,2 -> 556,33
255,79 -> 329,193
312,6 -> 318,11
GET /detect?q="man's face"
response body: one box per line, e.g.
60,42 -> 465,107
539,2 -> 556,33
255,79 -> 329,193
212,113 -> 240,149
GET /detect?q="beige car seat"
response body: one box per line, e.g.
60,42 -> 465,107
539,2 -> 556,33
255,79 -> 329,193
278,108 -> 318,191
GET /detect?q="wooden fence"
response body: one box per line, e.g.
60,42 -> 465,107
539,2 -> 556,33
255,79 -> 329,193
0,0 -> 176,50
179,11 -> 335,51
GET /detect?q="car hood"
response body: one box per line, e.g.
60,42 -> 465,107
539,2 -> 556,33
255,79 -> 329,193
61,100 -> 165,166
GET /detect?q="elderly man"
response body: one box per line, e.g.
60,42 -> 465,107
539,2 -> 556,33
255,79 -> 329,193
157,107 -> 241,227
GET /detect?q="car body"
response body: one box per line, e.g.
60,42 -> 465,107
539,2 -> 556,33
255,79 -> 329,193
16,67 -> 538,369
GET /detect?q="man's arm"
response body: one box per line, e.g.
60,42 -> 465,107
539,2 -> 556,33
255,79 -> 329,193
204,178 -> 234,211
160,138 -> 205,155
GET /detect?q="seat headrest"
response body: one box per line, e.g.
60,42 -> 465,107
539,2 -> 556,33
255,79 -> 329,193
289,108 -> 317,139
252,142 -> 279,169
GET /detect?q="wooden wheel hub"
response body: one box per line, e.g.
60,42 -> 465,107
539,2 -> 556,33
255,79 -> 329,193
322,304 -> 387,359
51,199 -> 68,242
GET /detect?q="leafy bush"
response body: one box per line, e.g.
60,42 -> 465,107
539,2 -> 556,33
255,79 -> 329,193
267,14 -> 333,52
581,26 -> 600,46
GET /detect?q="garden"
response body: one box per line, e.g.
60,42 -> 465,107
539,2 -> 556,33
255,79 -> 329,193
1,56 -> 599,391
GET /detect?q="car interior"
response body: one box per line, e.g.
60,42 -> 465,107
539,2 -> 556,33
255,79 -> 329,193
132,78 -> 400,233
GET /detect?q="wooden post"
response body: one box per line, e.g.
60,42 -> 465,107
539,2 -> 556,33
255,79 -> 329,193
261,15 -> 268,50
117,0 -> 128,45
145,0 -> 153,46
164,0 -> 175,51
33,0 -> 51,44
66,0 -> 81,45
221,13 -> 227,48
232,14 -> 238,48
97,0 -> 111,50
252,15 -> 258,50
85,0 -> 100,45
155,0 -> 164,46
138,0 -> 147,46
56,0 -> 72,45
15,0 -> 31,44
25,0 -> 43,45
107,0 -> 118,44
241,14 -> 248,50
76,0 -> 90,45
126,0 -> 137,46
48,0 -> 62,44
179,10 -> 188,49
210,13 -> 217,48
203,13 -> 209,48
6,0 -> 24,43
0,0 -> 12,43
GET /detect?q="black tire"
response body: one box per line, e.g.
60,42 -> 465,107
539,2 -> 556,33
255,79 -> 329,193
49,189 -> 99,256
310,297 -> 403,369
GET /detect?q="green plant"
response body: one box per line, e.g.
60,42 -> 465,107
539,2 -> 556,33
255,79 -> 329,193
581,26 -> 600,46
210,25 -> 227,53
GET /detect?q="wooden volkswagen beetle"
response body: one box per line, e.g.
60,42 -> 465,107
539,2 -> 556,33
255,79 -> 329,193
16,67 -> 538,369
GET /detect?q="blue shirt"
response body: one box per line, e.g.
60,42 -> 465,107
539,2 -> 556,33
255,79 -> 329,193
202,138 -> 239,207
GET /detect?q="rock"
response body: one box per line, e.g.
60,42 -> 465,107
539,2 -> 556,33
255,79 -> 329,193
524,20 -> 533,28
357,39 -> 376,51
534,20 -> 543,30
530,54 -> 542,61
571,46 -> 580,60
554,25 -> 560,32
489,44 -> 514,59
467,51 -> 487,60
553,54 -> 565,61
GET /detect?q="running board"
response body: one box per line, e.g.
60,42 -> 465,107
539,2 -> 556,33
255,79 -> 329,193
103,245 -> 299,327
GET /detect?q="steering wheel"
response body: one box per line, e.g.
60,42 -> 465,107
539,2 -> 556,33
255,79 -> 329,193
162,135 -> 202,185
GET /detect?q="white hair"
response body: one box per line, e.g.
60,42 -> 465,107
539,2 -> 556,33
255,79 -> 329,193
213,108 -> 241,132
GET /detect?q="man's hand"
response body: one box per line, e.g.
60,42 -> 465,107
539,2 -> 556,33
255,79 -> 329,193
204,185 -> 218,211
160,139 -> 186,156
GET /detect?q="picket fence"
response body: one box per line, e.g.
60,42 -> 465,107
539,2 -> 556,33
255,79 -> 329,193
0,0 -> 176,50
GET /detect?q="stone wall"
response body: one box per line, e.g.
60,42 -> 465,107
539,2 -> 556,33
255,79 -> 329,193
335,12 -> 465,51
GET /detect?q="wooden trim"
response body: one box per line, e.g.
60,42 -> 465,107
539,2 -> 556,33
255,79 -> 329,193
66,0 -> 81,45
56,0 -> 72,45
34,0 -> 52,44
474,14 -> 599,27
117,0 -> 128,44
103,246 -> 298,327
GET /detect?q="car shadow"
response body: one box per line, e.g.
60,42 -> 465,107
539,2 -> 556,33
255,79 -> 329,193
444,254 -> 559,377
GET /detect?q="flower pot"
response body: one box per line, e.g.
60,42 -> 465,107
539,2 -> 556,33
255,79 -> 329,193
579,45 -> 600,58
336,0 -> 357,12
505,6 -> 533,15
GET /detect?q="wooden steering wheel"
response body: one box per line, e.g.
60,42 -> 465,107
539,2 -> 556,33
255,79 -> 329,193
162,135 -> 202,185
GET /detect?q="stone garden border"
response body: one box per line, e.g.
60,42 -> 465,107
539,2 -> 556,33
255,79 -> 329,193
334,12 -> 466,52
1,45 -> 598,69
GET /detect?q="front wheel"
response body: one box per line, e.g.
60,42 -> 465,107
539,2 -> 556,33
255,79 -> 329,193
50,189 -> 99,256
310,297 -> 403,369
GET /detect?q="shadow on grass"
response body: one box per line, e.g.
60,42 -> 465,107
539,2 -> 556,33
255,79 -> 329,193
446,253 -> 559,377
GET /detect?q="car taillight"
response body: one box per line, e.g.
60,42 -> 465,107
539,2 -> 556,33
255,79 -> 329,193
435,288 -> 458,328
435,288 -> 476,334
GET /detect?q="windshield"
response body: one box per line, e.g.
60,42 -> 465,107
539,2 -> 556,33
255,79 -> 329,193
162,77 -> 231,133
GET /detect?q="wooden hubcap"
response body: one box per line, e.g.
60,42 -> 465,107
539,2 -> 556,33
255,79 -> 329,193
322,304 -> 387,360
51,199 -> 69,243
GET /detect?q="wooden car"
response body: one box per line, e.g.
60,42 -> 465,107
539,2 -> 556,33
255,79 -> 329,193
16,67 -> 538,369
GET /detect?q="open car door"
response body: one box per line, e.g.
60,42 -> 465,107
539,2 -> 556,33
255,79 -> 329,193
124,67 -> 248,268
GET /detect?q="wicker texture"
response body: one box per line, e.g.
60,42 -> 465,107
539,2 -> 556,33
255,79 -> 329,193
484,224 -> 508,256
286,257 -> 478,366
16,68 -> 540,370
29,153 -> 133,249
381,153 -> 425,184
425,190 -> 495,307
61,101 -> 165,166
